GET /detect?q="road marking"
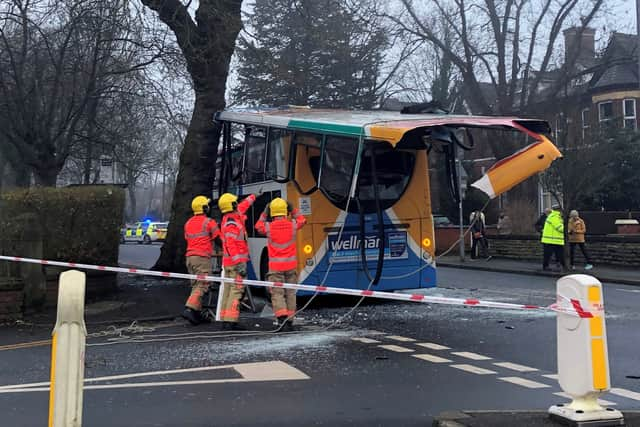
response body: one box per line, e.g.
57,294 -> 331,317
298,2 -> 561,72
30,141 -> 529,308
499,377 -> 550,389
351,337 -> 380,344
452,352 -> 492,361
493,362 -> 538,372
554,392 -> 617,406
450,364 -> 496,375
413,354 -> 452,363
0,361 -> 308,393
378,344 -> 414,353
386,335 -> 416,342
542,374 -> 559,380
416,343 -> 450,351
0,339 -> 52,352
610,388 -> 640,401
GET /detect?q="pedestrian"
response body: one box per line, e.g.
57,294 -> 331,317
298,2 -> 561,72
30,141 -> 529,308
568,210 -> 594,270
541,204 -> 565,271
497,211 -> 512,235
182,195 -> 220,325
218,192 -> 257,330
255,197 -> 307,332
470,210 -> 490,260
535,208 -> 551,233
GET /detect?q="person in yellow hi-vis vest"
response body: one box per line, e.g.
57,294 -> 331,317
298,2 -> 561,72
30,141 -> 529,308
541,203 -> 565,271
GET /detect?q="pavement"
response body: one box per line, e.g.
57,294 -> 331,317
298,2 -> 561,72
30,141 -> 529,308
437,255 -> 640,286
432,410 -> 640,426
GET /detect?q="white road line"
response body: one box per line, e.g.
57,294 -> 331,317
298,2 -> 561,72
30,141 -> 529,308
499,377 -> 551,389
0,361 -> 308,393
378,344 -> 414,353
542,374 -> 559,380
452,352 -> 492,361
554,392 -> 617,406
493,362 -> 538,372
610,388 -> 640,401
450,364 -> 497,375
413,354 -> 452,363
416,343 -> 450,351
386,335 -> 416,342
351,337 -> 381,344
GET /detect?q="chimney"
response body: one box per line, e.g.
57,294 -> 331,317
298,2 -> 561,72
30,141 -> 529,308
563,26 -> 596,65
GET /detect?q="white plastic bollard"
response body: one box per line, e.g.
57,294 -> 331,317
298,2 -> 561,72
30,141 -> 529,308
548,274 -> 624,425
49,270 -> 87,427
215,267 -> 225,322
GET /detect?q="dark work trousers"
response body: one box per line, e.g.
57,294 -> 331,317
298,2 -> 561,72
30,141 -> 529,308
543,243 -> 565,269
471,236 -> 488,259
570,242 -> 592,266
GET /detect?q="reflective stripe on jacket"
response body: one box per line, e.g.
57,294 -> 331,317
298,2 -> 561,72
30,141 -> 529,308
184,215 -> 219,257
221,194 -> 256,266
541,210 -> 564,245
255,208 -> 307,271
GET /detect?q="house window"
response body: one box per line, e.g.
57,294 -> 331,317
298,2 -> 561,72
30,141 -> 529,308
598,102 -> 613,123
581,108 -> 590,139
623,99 -> 636,130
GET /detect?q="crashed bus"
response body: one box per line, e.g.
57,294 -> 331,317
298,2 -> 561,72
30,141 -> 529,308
213,107 -> 561,292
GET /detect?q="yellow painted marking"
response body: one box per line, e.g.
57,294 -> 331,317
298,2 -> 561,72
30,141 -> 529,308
0,339 -> 52,352
591,338 -> 608,390
590,317 -> 603,337
48,333 -> 57,427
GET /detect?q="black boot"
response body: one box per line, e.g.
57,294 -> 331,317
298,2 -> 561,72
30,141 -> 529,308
222,321 -> 245,331
276,316 -> 288,332
182,308 -> 201,326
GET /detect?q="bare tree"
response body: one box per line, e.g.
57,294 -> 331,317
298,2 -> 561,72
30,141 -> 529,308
393,0 -> 604,157
140,0 -> 243,271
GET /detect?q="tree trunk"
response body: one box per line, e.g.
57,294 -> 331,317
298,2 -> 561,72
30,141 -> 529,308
33,166 -> 60,187
128,184 -> 137,221
154,94 -> 223,272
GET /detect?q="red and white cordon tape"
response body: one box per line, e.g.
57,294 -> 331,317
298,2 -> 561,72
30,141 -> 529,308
0,255 -> 594,318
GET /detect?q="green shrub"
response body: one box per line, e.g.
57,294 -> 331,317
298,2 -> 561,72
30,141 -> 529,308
0,186 -> 125,266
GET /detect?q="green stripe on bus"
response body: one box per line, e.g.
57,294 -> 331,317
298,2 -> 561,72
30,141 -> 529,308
288,119 -> 363,136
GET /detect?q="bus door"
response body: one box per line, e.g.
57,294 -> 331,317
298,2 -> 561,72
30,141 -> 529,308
352,141 -> 422,289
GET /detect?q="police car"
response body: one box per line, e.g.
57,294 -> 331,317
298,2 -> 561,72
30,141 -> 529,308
121,221 -> 169,244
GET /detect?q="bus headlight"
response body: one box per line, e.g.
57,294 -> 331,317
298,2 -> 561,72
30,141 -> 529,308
422,238 -> 432,248
303,244 -> 313,255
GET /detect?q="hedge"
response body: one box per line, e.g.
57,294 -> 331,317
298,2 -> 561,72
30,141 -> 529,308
0,186 -> 125,266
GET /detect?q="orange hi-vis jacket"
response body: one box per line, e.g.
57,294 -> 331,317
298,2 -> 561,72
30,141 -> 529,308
221,194 -> 256,267
184,214 -> 219,258
255,208 -> 306,271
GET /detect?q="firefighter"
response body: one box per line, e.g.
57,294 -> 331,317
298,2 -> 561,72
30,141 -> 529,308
218,192 -> 256,330
182,195 -> 220,325
255,197 -> 306,332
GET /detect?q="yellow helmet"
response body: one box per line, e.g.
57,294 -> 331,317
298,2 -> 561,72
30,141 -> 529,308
191,195 -> 210,215
218,193 -> 238,214
269,198 -> 288,217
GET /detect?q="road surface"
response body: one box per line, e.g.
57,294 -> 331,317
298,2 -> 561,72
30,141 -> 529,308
1,247 -> 638,426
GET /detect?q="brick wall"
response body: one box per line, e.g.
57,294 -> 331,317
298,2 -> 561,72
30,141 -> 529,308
487,235 -> 640,267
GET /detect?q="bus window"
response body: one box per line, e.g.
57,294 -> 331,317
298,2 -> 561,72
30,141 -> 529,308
316,136 -> 358,206
266,128 -> 290,180
292,132 -> 322,193
354,146 -> 415,213
246,191 -> 281,238
243,126 -> 267,183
